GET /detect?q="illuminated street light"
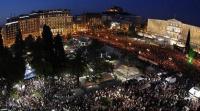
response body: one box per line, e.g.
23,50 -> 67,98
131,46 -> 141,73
169,57 -> 172,61
187,48 -> 195,64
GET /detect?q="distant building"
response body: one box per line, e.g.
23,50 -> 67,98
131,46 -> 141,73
73,15 -> 88,32
39,9 -> 73,35
81,13 -> 103,29
2,17 -> 19,46
102,6 -> 142,32
2,9 -> 73,47
102,6 -> 129,22
147,19 -> 200,52
110,21 -> 132,32
19,14 -> 40,38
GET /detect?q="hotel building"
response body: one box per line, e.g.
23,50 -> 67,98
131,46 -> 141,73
2,9 -> 73,47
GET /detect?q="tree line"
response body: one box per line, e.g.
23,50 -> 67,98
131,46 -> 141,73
0,25 -> 65,85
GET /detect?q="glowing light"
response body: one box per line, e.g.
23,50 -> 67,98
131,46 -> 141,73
110,22 -> 120,30
187,48 -> 196,64
188,57 -> 193,64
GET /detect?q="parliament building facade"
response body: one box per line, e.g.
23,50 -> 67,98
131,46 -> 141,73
147,19 -> 200,52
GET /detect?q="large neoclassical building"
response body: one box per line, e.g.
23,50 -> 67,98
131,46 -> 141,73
147,19 -> 200,52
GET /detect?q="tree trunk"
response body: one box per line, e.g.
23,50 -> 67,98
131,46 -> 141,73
77,74 -> 80,87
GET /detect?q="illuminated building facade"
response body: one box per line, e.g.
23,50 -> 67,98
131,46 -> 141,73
72,13 -> 103,32
19,14 -> 40,39
81,13 -> 103,29
110,21 -> 132,32
73,16 -> 88,32
2,9 -> 73,47
147,19 -> 200,52
39,10 -> 73,35
2,17 -> 19,46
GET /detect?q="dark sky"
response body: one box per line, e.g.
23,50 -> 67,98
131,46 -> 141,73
0,0 -> 200,26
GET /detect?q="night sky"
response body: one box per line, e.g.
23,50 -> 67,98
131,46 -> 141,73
0,0 -> 200,26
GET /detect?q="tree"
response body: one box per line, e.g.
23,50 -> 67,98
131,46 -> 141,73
41,25 -> 55,77
185,30 -> 191,54
11,28 -> 25,81
188,48 -> 195,64
54,34 -> 65,67
31,37 -> 51,77
87,39 -> 104,61
13,28 -> 24,58
71,48 -> 86,86
0,34 -> 4,79
42,25 -> 54,61
0,34 -> 3,49
24,35 -> 35,52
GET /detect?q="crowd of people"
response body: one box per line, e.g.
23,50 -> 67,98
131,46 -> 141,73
66,67 -> 200,111
5,78 -> 45,110
0,74 -> 79,110
0,77 -> 7,108
1,65 -> 199,111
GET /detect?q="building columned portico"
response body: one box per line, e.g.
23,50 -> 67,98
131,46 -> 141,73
147,19 -> 200,52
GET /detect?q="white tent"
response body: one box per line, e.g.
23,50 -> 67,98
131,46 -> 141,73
24,63 -> 36,80
114,65 -> 141,82
135,76 -> 145,81
165,76 -> 176,83
189,87 -> 200,98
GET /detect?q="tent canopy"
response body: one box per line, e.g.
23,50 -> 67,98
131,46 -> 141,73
189,87 -> 200,98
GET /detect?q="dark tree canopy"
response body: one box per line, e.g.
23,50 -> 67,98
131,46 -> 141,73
14,29 -> 26,80
0,34 -> 3,49
42,25 -> 54,63
24,35 -> 35,51
0,30 -> 25,83
54,34 -> 65,65
71,48 -> 87,86
14,28 -> 24,58
185,30 -> 191,54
